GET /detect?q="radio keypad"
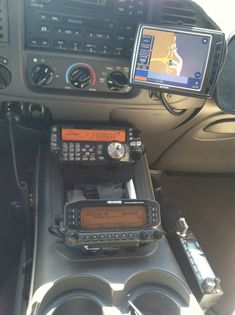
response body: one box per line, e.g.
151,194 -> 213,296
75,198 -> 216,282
61,142 -> 103,162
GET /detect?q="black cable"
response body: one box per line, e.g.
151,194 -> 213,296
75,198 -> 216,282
6,112 -> 28,191
48,224 -> 65,239
160,93 -> 187,117
5,111 -> 32,270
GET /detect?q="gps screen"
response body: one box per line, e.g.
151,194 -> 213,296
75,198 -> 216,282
133,27 -> 212,91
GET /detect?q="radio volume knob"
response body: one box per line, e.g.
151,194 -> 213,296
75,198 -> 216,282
107,142 -> 125,160
139,231 -> 149,241
31,64 -> 54,87
70,67 -> 92,89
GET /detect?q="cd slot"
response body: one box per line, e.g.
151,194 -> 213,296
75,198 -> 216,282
63,0 -> 113,11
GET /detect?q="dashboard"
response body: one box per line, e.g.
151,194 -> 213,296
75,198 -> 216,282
0,0 -> 229,169
0,0 -> 219,102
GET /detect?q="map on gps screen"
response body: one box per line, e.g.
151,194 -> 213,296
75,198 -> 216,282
134,27 -> 211,91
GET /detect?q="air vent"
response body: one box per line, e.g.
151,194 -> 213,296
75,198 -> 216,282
159,0 -> 197,26
0,0 -> 9,42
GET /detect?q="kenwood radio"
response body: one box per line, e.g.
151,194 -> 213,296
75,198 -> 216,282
50,125 -> 144,164
63,199 -> 162,247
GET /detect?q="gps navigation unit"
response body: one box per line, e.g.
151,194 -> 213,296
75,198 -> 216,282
130,25 -> 226,98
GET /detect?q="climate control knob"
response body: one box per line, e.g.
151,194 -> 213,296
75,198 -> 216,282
31,64 -> 54,87
107,142 -> 125,160
70,67 -> 92,89
107,71 -> 128,91
0,65 -> 11,89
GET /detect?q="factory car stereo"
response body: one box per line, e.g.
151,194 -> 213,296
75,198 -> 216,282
129,25 -> 226,98
50,125 -> 144,164
63,199 -> 162,247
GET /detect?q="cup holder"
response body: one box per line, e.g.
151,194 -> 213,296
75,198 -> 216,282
43,292 -> 103,315
128,288 -> 183,315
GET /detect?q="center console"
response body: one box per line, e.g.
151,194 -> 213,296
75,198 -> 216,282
25,124 -> 214,315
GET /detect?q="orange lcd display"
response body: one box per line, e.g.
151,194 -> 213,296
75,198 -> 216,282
62,129 -> 126,142
80,205 -> 147,229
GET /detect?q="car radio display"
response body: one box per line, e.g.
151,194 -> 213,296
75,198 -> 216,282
131,26 -> 212,91
80,205 -> 147,229
62,129 -> 126,142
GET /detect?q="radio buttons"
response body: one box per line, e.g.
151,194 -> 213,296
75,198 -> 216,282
92,235 -> 98,241
84,235 -> 91,242
107,234 -> 113,241
68,208 -> 76,214
121,233 -> 128,240
114,234 -> 120,240
128,233 -> 135,240
99,234 -> 106,241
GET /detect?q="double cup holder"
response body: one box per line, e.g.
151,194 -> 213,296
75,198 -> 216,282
43,292 -> 103,315
43,288 -> 182,315
29,271 -> 201,315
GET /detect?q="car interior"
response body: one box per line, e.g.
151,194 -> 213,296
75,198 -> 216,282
0,1 -> 235,315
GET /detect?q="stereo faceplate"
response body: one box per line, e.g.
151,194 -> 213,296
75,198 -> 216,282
25,0 -> 149,59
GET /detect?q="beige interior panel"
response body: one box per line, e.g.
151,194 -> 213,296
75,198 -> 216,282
155,112 -> 235,173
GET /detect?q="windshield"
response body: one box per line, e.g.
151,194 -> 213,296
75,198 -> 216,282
193,0 -> 234,37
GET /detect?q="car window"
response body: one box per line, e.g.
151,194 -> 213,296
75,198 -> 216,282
193,0 -> 235,37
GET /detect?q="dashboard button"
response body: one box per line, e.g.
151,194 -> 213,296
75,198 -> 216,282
128,233 -> 135,240
41,39 -> 50,48
113,46 -> 126,56
55,27 -> 63,34
99,44 -> 112,55
116,6 -> 126,14
84,235 -> 91,242
92,235 -> 98,241
64,29 -> 73,35
121,233 -> 128,240
38,13 -> 47,21
99,234 -> 106,241
107,234 -> 113,241
85,43 -> 97,53
50,15 -> 60,23
29,38 -> 41,47
54,40 -> 67,50
40,25 -> 50,33
68,208 -> 76,214
105,21 -> 115,31
69,41 -> 82,52
86,31 -> 96,39
114,234 -> 120,240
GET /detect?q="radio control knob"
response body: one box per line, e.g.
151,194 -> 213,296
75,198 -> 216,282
70,67 -> 92,89
139,231 -> 149,241
107,142 -> 125,160
107,71 -> 128,91
68,232 -> 79,244
31,64 -> 54,87
153,230 -> 163,240
130,147 -> 144,161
